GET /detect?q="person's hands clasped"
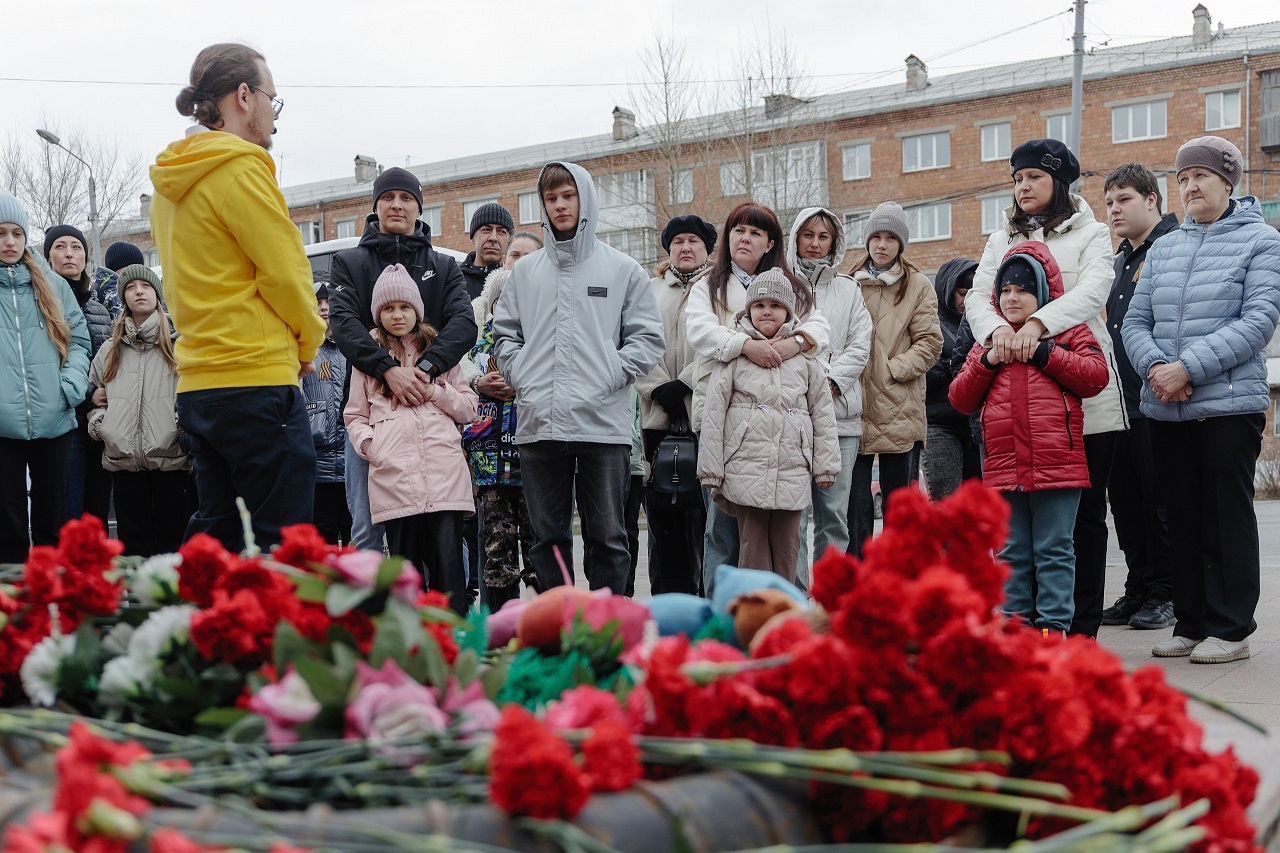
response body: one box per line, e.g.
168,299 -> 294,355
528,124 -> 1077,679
477,371 -> 515,401
1148,361 -> 1192,404
768,334 -> 805,361
742,338 -> 783,368
385,365 -> 436,408
991,319 -> 1046,364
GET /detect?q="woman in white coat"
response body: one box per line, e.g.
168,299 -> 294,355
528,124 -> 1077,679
964,138 -> 1128,637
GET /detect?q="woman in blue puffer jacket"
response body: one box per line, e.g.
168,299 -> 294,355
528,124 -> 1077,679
0,192 -> 91,563
1123,136 -> 1280,665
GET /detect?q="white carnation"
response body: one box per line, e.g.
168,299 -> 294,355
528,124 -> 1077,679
102,622 -> 135,656
133,553 -> 182,607
128,605 -> 196,662
99,655 -> 158,707
20,633 -> 75,707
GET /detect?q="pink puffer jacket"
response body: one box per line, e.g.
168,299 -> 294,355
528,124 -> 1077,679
344,337 -> 478,524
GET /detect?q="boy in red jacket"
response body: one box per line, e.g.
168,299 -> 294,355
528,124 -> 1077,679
950,243 -> 1109,636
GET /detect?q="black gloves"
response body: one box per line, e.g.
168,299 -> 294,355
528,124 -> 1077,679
651,379 -> 691,429
1031,340 -> 1055,369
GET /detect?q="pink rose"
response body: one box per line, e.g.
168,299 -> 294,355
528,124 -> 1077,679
436,679 -> 501,736
544,685 -> 629,731
352,658 -> 416,690
565,590 -> 648,652
248,667 -> 320,746
327,550 -> 381,587
346,680 -> 447,742
390,560 -> 421,605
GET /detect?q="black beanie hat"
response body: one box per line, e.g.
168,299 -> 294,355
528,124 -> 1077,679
661,215 -> 717,254
42,224 -> 88,261
1009,138 -> 1080,186
997,256 -> 1051,309
468,202 -> 514,238
104,241 -> 145,271
372,167 -> 424,213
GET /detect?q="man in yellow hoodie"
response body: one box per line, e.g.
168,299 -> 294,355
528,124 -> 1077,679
150,43 -> 326,552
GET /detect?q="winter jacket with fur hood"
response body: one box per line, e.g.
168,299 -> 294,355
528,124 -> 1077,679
855,262 -> 942,455
950,243 -> 1108,492
492,161 -> 665,445
87,311 -> 187,473
966,195 -> 1127,436
926,257 -> 978,433
635,264 -> 707,431
787,207 -> 872,438
698,314 -> 840,512
1122,196 -> 1280,422
344,334 -> 478,525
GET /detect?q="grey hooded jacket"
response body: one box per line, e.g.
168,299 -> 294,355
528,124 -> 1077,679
492,161 -> 665,445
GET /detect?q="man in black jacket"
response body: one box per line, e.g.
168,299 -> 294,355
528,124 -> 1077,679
1100,163 -> 1180,631
328,167 -> 478,550
458,202 -> 514,301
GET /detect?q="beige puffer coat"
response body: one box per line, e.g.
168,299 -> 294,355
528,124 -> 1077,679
635,265 -> 707,430
855,264 -> 942,455
87,312 -> 188,473
697,315 -> 840,512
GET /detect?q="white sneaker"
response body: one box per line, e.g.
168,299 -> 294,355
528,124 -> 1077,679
1189,637 -> 1250,664
1152,636 -> 1202,657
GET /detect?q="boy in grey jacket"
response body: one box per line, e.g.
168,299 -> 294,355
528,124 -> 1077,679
492,161 -> 664,594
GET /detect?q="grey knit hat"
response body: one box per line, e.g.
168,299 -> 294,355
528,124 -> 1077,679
0,191 -> 29,235
468,202 -> 514,238
746,267 -> 796,318
1175,136 -> 1243,188
863,201 -> 910,251
115,264 -> 163,305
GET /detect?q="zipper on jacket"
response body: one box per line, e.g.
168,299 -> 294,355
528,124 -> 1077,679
1173,225 -> 1209,415
134,342 -> 147,465
1062,392 -> 1073,452
9,268 -> 34,438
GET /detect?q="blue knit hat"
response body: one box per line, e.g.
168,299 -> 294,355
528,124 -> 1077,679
0,191 -> 29,235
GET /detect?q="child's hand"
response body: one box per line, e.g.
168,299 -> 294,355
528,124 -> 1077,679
742,338 -> 783,368
816,477 -> 836,488
981,347 -> 1002,368
91,387 -> 107,407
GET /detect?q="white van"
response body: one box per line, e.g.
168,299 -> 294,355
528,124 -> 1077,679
305,235 -> 466,279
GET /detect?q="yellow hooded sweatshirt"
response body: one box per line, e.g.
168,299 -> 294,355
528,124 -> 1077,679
149,129 -> 325,392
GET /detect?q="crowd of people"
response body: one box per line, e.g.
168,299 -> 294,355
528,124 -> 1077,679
3,42 -> 1279,665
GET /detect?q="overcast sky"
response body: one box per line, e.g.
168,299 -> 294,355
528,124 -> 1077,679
3,0 -> 1278,198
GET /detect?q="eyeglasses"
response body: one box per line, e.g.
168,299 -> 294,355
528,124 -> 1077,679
249,86 -> 284,118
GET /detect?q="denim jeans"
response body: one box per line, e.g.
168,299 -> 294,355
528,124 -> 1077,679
519,441 -> 631,594
1001,488 -> 1081,632
66,425 -> 112,524
702,486 -> 739,598
176,385 -> 315,553
797,434 -> 859,589
344,436 -> 385,551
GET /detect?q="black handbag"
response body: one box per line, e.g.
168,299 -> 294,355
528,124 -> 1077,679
647,431 -> 702,508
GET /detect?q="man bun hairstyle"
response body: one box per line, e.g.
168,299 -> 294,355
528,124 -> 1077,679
1104,163 -> 1163,211
177,43 -> 265,126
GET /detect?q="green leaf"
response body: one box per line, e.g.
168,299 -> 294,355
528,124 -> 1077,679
272,622 -> 325,675
222,712 -> 267,743
480,653 -> 510,702
154,677 -> 204,701
376,556 -> 407,590
291,572 -> 329,603
386,596 -> 423,639
293,655 -> 349,707
194,707 -> 251,728
369,613 -> 407,669
325,582 -> 375,617
418,627 -> 450,689
454,648 -> 479,687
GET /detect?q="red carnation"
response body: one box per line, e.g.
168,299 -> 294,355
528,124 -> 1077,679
273,524 -> 336,568
190,588 -> 272,664
177,534 -> 233,607
22,546 -> 66,607
490,705 -> 590,819
57,514 -> 123,573
696,679 -> 798,746
581,719 -> 642,792
809,546 -> 860,612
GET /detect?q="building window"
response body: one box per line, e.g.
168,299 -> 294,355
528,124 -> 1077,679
671,169 -> 694,205
1112,100 -> 1167,143
1046,114 -> 1072,143
902,132 -> 950,172
296,220 -> 320,245
1206,90 -> 1241,131
335,218 -> 357,240
145,249 -> 160,267
518,191 -> 541,225
599,228 -> 656,265
597,170 -> 651,208
980,123 -> 1011,162
841,142 -> 871,180
980,196 -> 1012,235
720,142 -> 827,209
905,203 -> 951,242
1156,176 -> 1169,214
422,206 -> 442,236
463,198 -> 500,232
844,210 -> 871,242
720,161 -> 746,197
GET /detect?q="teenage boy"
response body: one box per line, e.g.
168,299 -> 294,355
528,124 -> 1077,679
1100,164 -> 1180,630
492,161 -> 664,594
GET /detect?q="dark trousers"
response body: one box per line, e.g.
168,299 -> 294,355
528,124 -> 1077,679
478,485 -> 534,609
0,432 -> 72,564
1069,431 -> 1118,637
1108,419 -> 1171,601
519,441 -> 631,594
642,430 -> 705,596
463,507 -> 480,595
848,451 -> 914,558
314,481 -> 352,546
113,469 -> 196,557
67,425 -> 112,525
384,511 -> 468,615
1151,414 -> 1263,643
176,385 -> 315,554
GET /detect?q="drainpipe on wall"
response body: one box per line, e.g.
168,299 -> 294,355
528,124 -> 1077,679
1244,51 -> 1252,197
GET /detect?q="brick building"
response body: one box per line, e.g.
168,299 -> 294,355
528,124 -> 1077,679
111,5 -> 1280,277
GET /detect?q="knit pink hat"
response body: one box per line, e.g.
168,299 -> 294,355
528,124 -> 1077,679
371,263 -> 424,322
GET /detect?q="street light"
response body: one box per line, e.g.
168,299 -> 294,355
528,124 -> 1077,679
36,129 -> 101,272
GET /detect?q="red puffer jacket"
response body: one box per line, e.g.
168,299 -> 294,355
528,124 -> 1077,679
948,242 -> 1108,492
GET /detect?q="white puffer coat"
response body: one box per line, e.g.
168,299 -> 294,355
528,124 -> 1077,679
697,315 -> 841,512
966,195 -> 1128,435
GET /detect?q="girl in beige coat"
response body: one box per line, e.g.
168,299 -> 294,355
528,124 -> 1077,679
87,265 -> 192,556
847,203 -> 942,557
698,269 -> 840,581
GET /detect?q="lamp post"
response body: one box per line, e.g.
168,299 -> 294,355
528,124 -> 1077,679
36,129 -> 101,272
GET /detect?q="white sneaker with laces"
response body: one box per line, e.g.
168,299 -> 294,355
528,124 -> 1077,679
1151,636 -> 1202,657
1189,637 -> 1250,664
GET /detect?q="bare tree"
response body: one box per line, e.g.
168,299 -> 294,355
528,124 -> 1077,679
1,120 -> 146,247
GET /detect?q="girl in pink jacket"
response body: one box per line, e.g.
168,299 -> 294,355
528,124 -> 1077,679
344,264 -> 478,614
